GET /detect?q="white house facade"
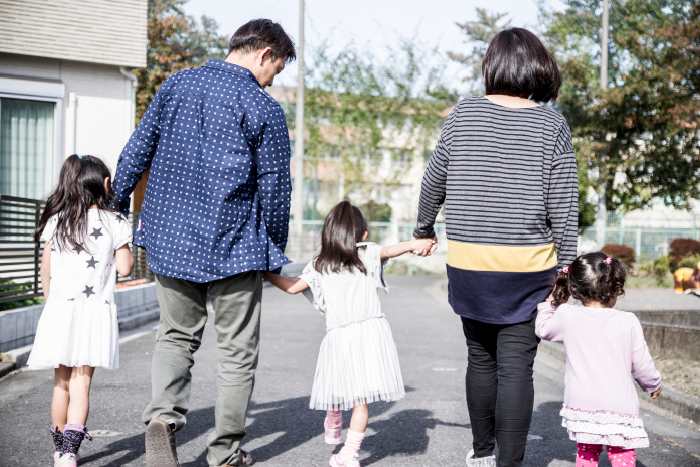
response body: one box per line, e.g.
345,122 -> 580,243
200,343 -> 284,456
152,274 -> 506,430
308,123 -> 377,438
0,0 -> 147,200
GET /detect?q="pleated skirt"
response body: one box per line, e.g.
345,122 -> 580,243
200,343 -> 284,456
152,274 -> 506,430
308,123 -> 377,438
310,316 -> 405,411
27,301 -> 119,370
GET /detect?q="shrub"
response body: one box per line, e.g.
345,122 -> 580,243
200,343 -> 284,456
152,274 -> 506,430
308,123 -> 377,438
653,256 -> 671,284
0,280 -> 44,311
601,244 -> 636,268
676,254 -> 700,270
636,261 -> 654,278
669,239 -> 700,268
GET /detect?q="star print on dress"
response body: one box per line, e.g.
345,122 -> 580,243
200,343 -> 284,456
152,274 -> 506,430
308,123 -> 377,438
112,59 -> 293,283
82,285 -> 95,298
86,256 -> 98,269
90,227 -> 103,240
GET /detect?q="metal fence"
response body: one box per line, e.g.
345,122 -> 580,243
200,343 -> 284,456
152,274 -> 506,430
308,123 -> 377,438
580,211 -> 699,262
0,195 -> 152,305
0,196 -> 44,305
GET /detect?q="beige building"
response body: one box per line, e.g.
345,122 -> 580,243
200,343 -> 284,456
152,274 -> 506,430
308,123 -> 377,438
0,0 -> 147,200
268,85 -> 450,224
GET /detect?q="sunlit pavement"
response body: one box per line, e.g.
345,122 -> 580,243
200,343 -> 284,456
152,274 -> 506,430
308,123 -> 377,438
1,276 -> 699,466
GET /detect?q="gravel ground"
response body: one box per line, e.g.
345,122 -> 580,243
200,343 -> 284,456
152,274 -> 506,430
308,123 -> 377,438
0,276 -> 699,466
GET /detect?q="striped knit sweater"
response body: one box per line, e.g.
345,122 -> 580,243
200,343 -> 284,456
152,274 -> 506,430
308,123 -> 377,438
414,96 -> 578,324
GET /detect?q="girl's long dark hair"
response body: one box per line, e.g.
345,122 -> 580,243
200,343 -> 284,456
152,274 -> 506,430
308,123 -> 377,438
315,201 -> 369,275
33,154 -> 118,252
551,252 -> 626,307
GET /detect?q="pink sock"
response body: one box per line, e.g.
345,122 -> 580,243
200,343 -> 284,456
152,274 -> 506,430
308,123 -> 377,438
339,429 -> 365,459
607,446 -> 636,466
326,410 -> 342,428
577,443 -> 603,467
63,423 -> 86,434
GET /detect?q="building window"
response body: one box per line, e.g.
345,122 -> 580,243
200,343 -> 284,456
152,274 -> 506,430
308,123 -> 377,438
0,98 -> 55,200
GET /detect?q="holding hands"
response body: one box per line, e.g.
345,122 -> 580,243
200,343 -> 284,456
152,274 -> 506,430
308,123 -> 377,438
411,237 -> 438,257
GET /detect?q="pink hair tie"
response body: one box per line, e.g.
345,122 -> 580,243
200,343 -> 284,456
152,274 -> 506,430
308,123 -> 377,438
605,257 -> 613,265
562,267 -> 569,273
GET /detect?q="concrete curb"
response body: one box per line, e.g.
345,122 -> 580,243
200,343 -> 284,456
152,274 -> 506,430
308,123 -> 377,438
538,340 -> 700,425
0,343 -> 34,379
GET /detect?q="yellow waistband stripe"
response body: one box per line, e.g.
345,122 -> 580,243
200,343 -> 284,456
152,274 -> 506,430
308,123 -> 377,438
446,240 -> 558,273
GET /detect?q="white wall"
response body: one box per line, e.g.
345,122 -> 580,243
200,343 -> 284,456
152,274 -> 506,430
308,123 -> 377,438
0,52 -> 136,193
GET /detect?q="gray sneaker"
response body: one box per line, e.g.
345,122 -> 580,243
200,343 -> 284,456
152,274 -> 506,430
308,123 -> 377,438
146,418 -> 180,467
466,449 -> 496,467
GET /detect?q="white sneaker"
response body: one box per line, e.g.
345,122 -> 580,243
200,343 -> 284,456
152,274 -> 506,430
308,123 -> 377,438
466,449 -> 496,467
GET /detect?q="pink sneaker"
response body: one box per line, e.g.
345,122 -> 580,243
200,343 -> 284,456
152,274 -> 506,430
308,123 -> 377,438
329,454 -> 360,467
57,453 -> 78,467
324,412 -> 342,445
54,452 -> 61,466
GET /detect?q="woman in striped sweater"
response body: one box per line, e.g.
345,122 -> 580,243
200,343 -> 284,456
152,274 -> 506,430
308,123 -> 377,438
413,29 -> 578,467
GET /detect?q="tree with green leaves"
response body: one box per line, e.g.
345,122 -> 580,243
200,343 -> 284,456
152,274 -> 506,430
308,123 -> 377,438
448,8 -> 510,93
450,4 -> 700,230
543,0 -> 700,216
291,40 -> 456,217
134,0 -> 228,123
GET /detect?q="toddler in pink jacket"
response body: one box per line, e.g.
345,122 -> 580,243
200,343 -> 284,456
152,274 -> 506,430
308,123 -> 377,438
536,252 -> 662,467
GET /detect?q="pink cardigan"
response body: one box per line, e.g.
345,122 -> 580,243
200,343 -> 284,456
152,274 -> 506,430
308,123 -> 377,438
536,302 -> 662,423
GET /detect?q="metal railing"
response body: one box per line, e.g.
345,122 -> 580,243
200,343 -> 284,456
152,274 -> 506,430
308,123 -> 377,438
0,195 -> 153,306
0,195 -> 44,304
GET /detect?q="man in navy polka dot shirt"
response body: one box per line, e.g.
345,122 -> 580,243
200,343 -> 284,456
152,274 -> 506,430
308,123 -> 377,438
113,19 -> 295,467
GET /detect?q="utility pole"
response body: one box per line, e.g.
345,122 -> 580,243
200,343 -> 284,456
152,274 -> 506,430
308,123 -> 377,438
596,0 -> 609,249
293,0 -> 305,234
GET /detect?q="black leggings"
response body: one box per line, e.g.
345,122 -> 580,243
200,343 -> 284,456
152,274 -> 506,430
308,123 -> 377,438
462,316 -> 540,467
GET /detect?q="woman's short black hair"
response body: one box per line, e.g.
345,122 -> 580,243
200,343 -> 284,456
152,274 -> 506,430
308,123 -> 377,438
229,19 -> 296,64
482,28 -> 562,103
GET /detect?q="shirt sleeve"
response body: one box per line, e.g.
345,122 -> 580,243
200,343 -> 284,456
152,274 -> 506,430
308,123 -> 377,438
630,314 -> 662,393
299,261 -> 325,313
535,301 -> 566,342
365,243 -> 389,293
546,122 -> 579,271
112,214 -> 134,250
112,75 -> 175,215
255,104 -> 292,264
413,105 -> 457,239
40,215 -> 58,242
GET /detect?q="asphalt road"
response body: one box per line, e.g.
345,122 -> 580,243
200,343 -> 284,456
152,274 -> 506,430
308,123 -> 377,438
1,276 -> 699,466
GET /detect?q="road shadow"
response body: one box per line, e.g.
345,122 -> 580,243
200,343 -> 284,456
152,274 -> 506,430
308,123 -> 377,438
528,400 -> 651,467
362,409 -> 469,465
78,406 -> 215,467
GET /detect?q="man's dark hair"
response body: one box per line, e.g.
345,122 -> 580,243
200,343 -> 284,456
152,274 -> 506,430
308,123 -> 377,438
482,28 -> 562,103
229,19 -> 296,63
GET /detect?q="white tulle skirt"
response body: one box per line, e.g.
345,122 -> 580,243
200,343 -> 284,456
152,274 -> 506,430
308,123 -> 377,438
27,301 -> 119,370
310,316 -> 405,411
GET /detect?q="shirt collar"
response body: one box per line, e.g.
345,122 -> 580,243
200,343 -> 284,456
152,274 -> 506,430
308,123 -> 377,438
203,59 -> 261,87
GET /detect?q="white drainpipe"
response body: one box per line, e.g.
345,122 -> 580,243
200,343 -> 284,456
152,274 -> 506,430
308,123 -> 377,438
119,66 -> 138,133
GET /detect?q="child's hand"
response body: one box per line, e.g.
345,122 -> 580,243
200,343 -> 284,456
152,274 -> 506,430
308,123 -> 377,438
411,238 -> 436,256
651,384 -> 662,399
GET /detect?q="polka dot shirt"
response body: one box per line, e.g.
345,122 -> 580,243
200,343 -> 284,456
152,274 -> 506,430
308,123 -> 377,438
113,59 -> 292,282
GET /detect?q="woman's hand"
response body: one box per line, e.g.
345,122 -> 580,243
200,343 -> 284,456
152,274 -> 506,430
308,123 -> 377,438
651,384 -> 662,399
411,237 -> 438,257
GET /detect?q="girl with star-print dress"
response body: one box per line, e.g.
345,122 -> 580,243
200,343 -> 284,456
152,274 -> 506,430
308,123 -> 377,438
27,154 -> 133,467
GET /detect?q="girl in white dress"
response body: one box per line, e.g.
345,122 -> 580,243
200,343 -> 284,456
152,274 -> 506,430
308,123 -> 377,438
27,154 -> 134,467
264,201 -> 435,467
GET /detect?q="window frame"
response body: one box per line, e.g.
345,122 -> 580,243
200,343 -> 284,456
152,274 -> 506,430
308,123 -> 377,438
0,78 -> 64,196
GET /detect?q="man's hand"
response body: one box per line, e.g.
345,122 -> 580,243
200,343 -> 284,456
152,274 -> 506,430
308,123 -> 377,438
651,384 -> 662,399
411,236 -> 438,257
